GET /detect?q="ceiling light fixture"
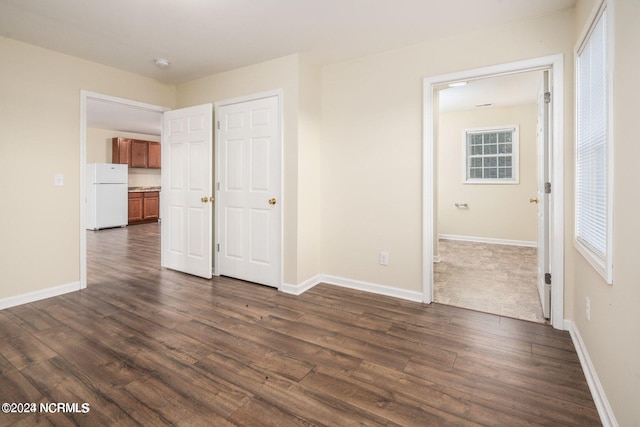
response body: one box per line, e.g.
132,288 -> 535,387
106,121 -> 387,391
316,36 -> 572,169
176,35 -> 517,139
448,81 -> 468,87
154,58 -> 170,68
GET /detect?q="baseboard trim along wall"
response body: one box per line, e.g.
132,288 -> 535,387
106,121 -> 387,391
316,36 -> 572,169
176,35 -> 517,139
0,281 -> 81,311
439,234 -> 537,248
565,320 -> 618,427
280,275 -> 322,295
282,274 -> 423,303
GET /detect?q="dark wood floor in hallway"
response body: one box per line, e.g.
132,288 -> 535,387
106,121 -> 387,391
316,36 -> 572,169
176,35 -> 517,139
0,223 -> 600,426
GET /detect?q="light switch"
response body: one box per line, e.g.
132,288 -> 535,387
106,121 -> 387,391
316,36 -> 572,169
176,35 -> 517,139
54,173 -> 64,186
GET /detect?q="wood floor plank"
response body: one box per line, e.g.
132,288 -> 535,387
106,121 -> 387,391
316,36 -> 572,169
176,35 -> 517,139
258,314 -> 412,371
216,316 -> 364,374
301,366 -> 482,427
0,329 -> 57,371
352,360 -> 540,427
173,319 -> 315,382
227,396 -> 313,427
196,351 -> 389,427
452,353 -> 595,406
404,357 -> 600,426
0,223 -> 600,426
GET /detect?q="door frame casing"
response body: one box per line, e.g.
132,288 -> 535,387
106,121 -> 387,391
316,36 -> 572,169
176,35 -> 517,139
79,90 -> 169,289
422,55 -> 565,329
214,89 -> 284,288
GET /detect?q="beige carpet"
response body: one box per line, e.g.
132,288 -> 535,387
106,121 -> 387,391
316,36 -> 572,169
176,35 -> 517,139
434,239 -> 547,323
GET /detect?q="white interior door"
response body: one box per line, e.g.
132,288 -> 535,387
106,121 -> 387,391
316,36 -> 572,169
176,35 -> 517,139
216,95 -> 281,287
536,71 -> 551,319
161,104 -> 213,279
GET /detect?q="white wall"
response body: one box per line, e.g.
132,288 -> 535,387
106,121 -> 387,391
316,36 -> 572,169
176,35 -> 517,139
437,104 -> 538,243
321,9 -> 576,293
0,37 -> 174,300
296,57 -> 323,283
3,3 -> 640,423
571,1 -> 640,425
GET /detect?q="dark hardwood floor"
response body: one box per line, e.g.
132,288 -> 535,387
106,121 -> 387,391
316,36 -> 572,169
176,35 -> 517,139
0,223 -> 600,426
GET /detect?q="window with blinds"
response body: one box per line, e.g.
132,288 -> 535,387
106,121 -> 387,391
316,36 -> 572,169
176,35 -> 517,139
575,4 -> 612,283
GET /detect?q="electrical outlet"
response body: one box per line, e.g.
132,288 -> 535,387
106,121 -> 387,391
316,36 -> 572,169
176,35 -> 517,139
586,296 -> 591,321
54,173 -> 64,186
379,251 -> 389,266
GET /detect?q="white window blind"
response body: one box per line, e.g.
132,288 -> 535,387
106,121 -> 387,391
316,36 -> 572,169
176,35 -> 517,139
575,6 -> 612,282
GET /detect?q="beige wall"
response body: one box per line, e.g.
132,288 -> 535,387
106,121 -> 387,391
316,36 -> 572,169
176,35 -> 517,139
87,128 -> 161,187
176,54 -> 323,285
437,104 -> 538,243
4,3 -> 639,423
296,57 -> 323,283
0,37 -> 174,299
321,9 -> 576,293
571,0 -> 640,425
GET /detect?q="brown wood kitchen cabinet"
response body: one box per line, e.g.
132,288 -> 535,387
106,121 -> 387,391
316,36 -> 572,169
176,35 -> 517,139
112,137 -> 131,165
128,191 -> 159,225
130,139 -> 147,168
113,137 -> 161,169
148,142 -> 161,168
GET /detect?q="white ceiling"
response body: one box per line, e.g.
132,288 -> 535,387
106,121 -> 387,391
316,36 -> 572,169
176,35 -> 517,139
439,71 -> 543,113
86,98 -> 163,135
0,0 -> 575,85
4,1 -> 570,134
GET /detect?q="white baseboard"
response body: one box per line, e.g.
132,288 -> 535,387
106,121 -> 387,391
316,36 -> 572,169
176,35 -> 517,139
282,274 -> 423,303
565,320 -> 618,427
321,275 -> 423,302
439,234 -> 537,248
0,281 -> 81,311
280,274 -> 322,295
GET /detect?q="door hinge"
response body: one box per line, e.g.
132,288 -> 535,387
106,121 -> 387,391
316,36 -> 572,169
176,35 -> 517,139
545,182 -> 551,194
217,182 -> 221,191
217,121 -> 220,130
544,92 -> 551,104
545,273 -> 552,285
217,243 -> 220,252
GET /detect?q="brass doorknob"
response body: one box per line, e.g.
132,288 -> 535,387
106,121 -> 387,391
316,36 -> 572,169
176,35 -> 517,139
268,198 -> 277,205
530,198 -> 539,204
201,197 -> 208,203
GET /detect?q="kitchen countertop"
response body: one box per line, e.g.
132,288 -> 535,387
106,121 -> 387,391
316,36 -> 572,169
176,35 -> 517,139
128,186 -> 161,192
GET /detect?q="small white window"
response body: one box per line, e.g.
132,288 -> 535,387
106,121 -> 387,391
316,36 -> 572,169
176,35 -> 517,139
575,3 -> 612,283
463,126 -> 519,184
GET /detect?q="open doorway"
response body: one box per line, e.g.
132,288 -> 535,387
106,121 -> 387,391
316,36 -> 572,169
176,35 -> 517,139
80,92 -> 168,288
423,55 -> 565,330
434,71 -> 546,323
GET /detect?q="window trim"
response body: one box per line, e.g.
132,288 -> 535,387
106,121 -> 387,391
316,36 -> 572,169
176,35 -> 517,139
461,125 -> 520,185
574,0 -> 614,284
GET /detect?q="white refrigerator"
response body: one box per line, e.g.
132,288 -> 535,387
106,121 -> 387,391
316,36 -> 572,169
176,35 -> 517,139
86,163 -> 128,230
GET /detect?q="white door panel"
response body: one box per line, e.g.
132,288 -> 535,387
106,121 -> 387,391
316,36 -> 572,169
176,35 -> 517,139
162,104 -> 213,279
217,95 -> 281,287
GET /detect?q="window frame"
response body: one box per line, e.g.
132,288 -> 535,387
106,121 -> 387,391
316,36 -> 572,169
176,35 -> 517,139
574,0 -> 614,284
461,125 -> 520,185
